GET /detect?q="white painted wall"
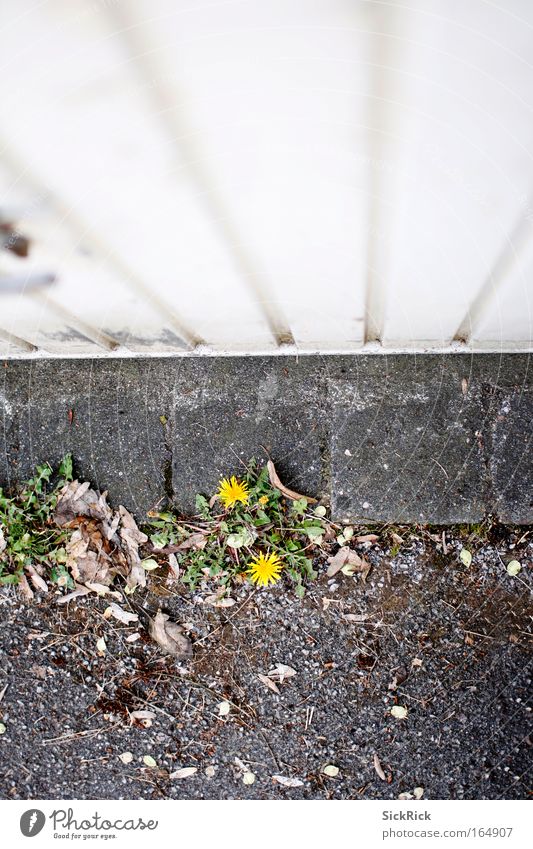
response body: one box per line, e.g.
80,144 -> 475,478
0,0 -> 532,356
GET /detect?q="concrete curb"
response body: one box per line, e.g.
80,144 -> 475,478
1,354 -> 531,524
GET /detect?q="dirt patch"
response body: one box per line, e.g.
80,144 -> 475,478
0,531 -> 531,800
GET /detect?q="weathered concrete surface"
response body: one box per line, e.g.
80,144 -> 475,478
329,357 -> 489,524
170,358 -> 325,512
0,354 -> 532,523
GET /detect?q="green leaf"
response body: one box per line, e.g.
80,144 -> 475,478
150,532 -> 169,550
459,548 -> 472,567
304,526 -> 323,542
142,558 -> 160,571
226,527 -> 256,549
195,494 -> 210,517
58,454 -> 73,481
506,560 -> 521,576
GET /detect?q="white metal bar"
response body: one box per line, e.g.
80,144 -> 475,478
454,203 -> 533,343
106,1 -> 294,347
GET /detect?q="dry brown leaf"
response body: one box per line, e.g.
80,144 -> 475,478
56,583 -> 91,605
203,594 -> 236,608
55,480 -> 113,527
360,559 -> 372,583
272,774 -> 304,787
18,574 -> 34,601
149,609 -> 193,661
257,673 -> 280,695
267,460 -> 317,503
170,767 -> 198,779
373,753 -> 387,781
167,553 -> 180,580
344,613 -> 367,623
30,664 -> 48,680
268,663 -> 297,683
24,565 -> 46,594
176,533 -> 207,551
327,547 -> 364,577
84,581 -> 122,598
130,710 -> 156,728
104,603 -> 139,625
119,507 -> 148,589
65,528 -> 113,586
355,534 -> 379,543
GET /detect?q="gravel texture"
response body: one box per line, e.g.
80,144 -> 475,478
0,528 -> 531,800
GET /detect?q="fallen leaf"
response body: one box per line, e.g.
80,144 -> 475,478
119,507 -> 148,589
506,560 -> 521,576
104,603 -> 139,625
65,528 -> 113,587
30,664 -> 48,680
257,674 -> 280,695
176,533 -> 207,551
0,723 -> 6,735
55,480 -> 103,526
226,527 -> 256,549
242,771 -> 255,785
141,558 -> 160,571
268,663 -> 297,684
119,752 -> 133,764
344,613 -> 367,623
96,637 -> 107,655
327,547 -> 349,576
170,767 -> 198,779
218,700 -> 231,717
327,547 -> 364,577
390,705 -> 408,719
18,574 -> 34,601
413,786 -> 424,799
168,553 -> 180,580
322,764 -> 339,777
130,710 -> 155,728
360,560 -> 372,583
142,755 -> 157,768
460,548 -> 472,567
272,774 -> 304,787
267,460 -> 317,503
85,581 -> 120,597
388,668 -> 408,691
126,633 -> 141,643
205,766 -> 216,778
203,594 -> 236,608
373,753 -> 387,781
355,534 -> 379,543
149,610 -> 193,661
25,564 -> 48,593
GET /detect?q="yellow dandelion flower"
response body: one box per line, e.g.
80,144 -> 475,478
217,475 -> 249,508
258,495 -> 268,506
248,551 -> 283,587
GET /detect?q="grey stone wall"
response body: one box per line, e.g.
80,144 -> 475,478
1,354 -> 531,524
